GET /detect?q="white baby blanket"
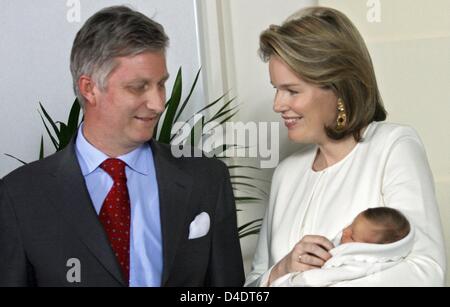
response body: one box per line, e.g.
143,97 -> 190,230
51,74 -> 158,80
271,228 -> 415,287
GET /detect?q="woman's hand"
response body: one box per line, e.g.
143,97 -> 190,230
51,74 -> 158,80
268,235 -> 334,285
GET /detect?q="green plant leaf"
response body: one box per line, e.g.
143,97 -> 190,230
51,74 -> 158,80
39,113 -> 59,150
239,226 -> 262,237
4,154 -> 27,165
58,122 -> 70,150
39,135 -> 44,160
169,93 -> 231,143
217,109 -> 240,126
188,115 -> 205,147
239,228 -> 263,239
238,219 -> 263,232
159,68 -> 183,143
206,98 -> 237,124
234,196 -> 263,202
174,68 -> 201,123
230,181 -> 268,196
227,165 -> 261,171
230,175 -> 270,183
39,102 -> 60,140
67,98 -> 81,135
205,107 -> 240,133
205,144 -> 239,157
194,92 -> 229,116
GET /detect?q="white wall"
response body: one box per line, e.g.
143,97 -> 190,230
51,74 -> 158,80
0,0 -> 204,176
319,0 -> 450,287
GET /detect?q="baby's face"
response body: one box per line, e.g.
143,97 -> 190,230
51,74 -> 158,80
340,214 -> 384,244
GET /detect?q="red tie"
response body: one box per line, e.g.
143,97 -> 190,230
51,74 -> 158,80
99,158 -> 131,285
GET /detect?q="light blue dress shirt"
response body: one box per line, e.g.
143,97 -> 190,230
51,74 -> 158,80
75,125 -> 163,287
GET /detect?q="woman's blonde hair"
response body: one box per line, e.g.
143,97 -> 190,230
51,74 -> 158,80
259,7 -> 386,141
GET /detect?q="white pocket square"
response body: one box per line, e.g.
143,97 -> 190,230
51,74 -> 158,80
188,212 -> 210,239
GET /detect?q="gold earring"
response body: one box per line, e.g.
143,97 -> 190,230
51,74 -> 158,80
336,98 -> 347,131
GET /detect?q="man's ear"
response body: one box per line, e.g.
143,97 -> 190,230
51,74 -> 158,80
78,76 -> 97,107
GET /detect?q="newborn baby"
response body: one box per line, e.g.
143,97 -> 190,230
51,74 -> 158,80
340,207 -> 411,245
271,207 -> 413,287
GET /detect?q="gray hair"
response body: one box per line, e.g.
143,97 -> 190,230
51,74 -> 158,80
70,6 -> 169,108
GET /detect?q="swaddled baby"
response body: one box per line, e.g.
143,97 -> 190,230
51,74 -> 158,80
340,207 -> 410,245
271,207 -> 413,287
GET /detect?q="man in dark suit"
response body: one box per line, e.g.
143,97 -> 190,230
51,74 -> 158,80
0,6 -> 244,287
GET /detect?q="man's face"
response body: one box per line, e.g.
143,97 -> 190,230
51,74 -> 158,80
88,51 -> 169,153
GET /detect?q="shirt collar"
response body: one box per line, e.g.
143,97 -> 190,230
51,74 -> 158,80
75,124 -> 151,176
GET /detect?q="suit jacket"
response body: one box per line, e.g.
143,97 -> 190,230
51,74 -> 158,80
0,138 -> 245,287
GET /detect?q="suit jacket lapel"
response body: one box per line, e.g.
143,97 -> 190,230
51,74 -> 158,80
48,139 -> 125,286
46,138 -> 192,286
151,142 -> 193,286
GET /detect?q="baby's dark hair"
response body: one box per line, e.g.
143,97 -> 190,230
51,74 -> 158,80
362,207 -> 410,244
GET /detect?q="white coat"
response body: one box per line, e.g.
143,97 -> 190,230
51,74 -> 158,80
245,122 -> 446,287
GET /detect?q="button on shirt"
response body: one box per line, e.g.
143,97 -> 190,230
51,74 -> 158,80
75,126 -> 163,286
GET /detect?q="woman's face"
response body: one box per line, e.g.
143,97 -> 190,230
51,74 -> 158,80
269,56 -> 338,144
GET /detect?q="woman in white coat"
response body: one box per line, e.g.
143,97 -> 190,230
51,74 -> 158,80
245,6 -> 446,287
